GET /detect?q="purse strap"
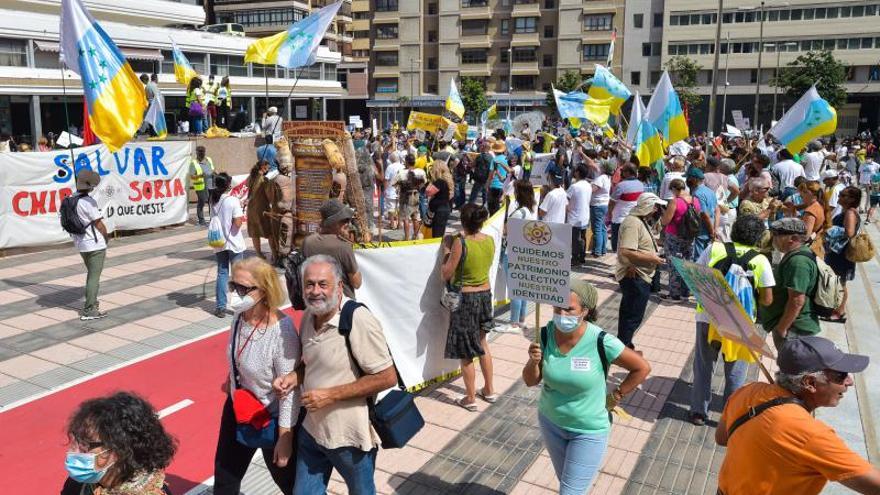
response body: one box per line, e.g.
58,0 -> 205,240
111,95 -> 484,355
726,396 -> 807,438
452,234 -> 468,289
230,315 -> 242,389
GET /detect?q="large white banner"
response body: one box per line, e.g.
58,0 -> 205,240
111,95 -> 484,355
355,210 -> 506,389
0,141 -> 193,249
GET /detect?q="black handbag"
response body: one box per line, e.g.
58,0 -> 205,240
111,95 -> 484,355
338,301 -> 425,449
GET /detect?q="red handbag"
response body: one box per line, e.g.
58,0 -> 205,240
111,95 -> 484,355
232,388 -> 272,429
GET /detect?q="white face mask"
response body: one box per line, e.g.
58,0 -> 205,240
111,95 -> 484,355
230,295 -> 259,314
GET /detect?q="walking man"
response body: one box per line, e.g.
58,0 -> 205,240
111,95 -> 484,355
66,170 -> 109,320
190,145 -> 215,226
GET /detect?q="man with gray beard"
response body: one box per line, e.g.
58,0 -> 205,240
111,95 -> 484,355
276,254 -> 397,494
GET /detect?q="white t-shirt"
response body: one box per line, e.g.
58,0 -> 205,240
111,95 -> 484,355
659,171 -> 685,200
383,161 -> 404,200
539,187 -> 568,224
859,161 -> 880,185
590,174 -> 611,206
508,205 -> 537,221
214,194 -> 246,253
72,195 -> 107,253
566,180 -> 592,228
803,150 -> 827,181
828,182 -> 845,209
772,159 -> 805,189
503,165 -> 523,196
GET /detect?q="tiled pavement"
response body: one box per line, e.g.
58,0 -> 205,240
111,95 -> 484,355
1,210 -> 873,495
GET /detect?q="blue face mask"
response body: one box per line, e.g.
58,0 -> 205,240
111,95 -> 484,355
65,451 -> 111,484
553,314 -> 582,333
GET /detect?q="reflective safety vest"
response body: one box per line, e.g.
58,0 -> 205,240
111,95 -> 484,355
190,157 -> 214,191
218,86 -> 232,107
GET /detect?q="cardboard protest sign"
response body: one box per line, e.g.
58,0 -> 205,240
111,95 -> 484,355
406,111 -> 443,133
671,257 -> 775,358
505,218 -> 571,306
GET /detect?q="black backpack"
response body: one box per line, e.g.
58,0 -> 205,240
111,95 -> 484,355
677,198 -> 702,240
59,192 -> 96,240
712,242 -> 760,289
472,152 -> 492,184
283,248 -> 307,311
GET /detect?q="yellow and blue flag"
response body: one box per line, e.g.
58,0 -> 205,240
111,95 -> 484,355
552,87 -> 613,127
480,103 -> 498,125
588,64 -> 631,115
769,85 -> 837,154
145,95 -> 167,140
245,1 -> 341,68
634,120 -> 664,168
645,71 -> 688,144
446,78 -> 465,119
171,39 -> 198,86
625,91 -> 646,146
59,0 -> 146,152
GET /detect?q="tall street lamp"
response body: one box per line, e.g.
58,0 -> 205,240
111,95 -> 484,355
707,0 -> 724,135
753,1 -> 765,129
409,58 -> 420,121
767,41 -> 798,120
721,31 -> 731,128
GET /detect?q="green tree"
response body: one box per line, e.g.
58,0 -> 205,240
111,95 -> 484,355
773,50 -> 848,109
545,70 -> 585,114
459,77 -> 489,122
664,55 -> 703,112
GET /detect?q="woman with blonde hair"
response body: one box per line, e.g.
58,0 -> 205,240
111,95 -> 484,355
787,180 -> 826,256
213,256 -> 300,495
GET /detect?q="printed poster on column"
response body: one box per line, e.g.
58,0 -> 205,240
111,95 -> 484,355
505,217 -> 571,307
0,141 -> 193,249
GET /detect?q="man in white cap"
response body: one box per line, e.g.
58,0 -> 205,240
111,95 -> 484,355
261,106 -> 284,144
822,168 -> 844,217
615,193 -> 666,350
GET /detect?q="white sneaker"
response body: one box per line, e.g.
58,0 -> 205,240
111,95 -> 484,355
494,323 -> 521,334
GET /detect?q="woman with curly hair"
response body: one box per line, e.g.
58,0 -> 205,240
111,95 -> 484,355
61,391 -> 176,495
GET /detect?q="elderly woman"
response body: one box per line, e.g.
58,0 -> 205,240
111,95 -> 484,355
522,278 -> 650,494
213,256 -> 300,495
739,177 -> 781,222
660,178 -> 700,301
442,203 -> 496,410
61,392 -> 176,495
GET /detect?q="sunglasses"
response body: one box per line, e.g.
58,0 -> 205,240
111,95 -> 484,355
228,281 -> 258,298
824,369 -> 849,385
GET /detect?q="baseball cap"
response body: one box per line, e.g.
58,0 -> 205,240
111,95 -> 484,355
821,169 -> 839,180
685,167 -> 705,180
319,199 -> 354,228
769,217 -> 807,236
777,336 -> 869,374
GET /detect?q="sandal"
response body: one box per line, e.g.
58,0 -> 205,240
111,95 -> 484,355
478,390 -> 499,403
455,397 -> 478,411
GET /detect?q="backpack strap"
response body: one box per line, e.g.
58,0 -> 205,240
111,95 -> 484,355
338,300 -> 405,389
596,331 -> 610,378
724,242 -> 736,260
738,249 -> 760,267
726,396 -> 807,438
780,250 -> 820,297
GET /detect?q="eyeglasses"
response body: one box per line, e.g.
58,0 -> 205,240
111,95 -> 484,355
73,440 -> 105,452
228,281 -> 258,297
824,369 -> 849,385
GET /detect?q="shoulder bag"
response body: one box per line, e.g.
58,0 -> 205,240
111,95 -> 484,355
230,315 -> 279,449
441,234 -> 467,311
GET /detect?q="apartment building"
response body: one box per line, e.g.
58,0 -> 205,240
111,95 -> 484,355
208,0 -> 369,121
362,0 -> 624,127
662,0 -> 880,134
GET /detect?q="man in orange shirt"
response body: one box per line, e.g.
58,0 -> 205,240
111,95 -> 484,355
715,336 -> 880,494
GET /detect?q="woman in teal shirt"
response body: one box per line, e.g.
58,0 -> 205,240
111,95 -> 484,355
522,279 -> 650,494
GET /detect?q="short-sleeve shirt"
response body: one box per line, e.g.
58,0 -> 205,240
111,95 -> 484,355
540,187 -> 568,224
610,178 -> 644,224
490,154 -> 509,190
72,195 -> 106,253
859,161 -> 880,185
383,161 -> 404,200
718,382 -> 873,495
696,241 -> 775,323
566,180 -> 592,228
213,195 -> 246,254
664,196 -> 701,236
539,322 -> 625,434
773,160 -> 806,188
590,174 -> 611,206
300,299 -> 394,451
693,184 -> 718,238
759,246 -> 820,335
615,214 -> 658,283
302,233 -> 359,298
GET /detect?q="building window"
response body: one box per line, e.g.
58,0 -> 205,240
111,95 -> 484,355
583,43 -> 610,61
512,75 -> 536,90
512,47 -> 537,62
631,71 -> 641,85
461,0 -> 488,7
633,13 -> 643,28
428,2 -> 438,14
428,84 -> 438,93
323,63 -> 337,81
544,0 -> 555,8
514,17 -> 538,33
376,25 -> 398,39
375,78 -> 398,93
427,57 -> 437,69
544,25 -> 554,38
461,49 -> 488,64
654,13 -> 663,27
500,49 -> 509,63
210,54 -> 247,77
543,54 -> 553,67
462,19 -> 489,35
375,51 -> 399,66
428,31 -> 438,42
584,13 -> 613,31
642,42 -> 651,56
750,69 -> 757,83
216,7 -> 306,28
500,19 -> 509,35
650,71 -> 661,85
375,0 -> 398,12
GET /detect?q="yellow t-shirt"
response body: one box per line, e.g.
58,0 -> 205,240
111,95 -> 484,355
718,382 -> 872,495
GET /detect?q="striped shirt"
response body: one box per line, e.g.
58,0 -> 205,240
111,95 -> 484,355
610,178 -> 644,224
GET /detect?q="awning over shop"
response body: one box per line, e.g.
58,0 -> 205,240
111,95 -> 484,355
34,41 -> 164,62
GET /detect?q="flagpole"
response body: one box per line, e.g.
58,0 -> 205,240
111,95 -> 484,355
259,66 -> 304,163
58,64 -> 76,165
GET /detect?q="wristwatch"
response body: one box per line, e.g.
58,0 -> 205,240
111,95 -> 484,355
613,387 -> 624,401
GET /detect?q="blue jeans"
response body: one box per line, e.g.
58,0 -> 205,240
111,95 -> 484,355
468,181 -> 487,205
693,235 -> 711,262
215,250 -> 244,311
294,428 -> 377,495
454,180 -> 466,208
610,222 -> 622,252
689,322 -> 748,418
539,413 -> 608,495
191,116 -> 203,135
418,190 -> 428,220
502,251 -> 527,323
589,205 -> 608,255
618,276 -> 651,349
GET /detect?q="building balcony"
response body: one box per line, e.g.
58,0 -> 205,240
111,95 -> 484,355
459,34 -> 492,48
459,7 -> 492,20
511,61 -> 540,75
352,38 -> 371,50
373,38 -> 399,50
511,2 -> 540,17
374,11 -> 400,23
373,66 -> 400,77
352,19 -> 370,31
511,32 -> 540,46
352,0 -> 370,12
459,64 -> 491,77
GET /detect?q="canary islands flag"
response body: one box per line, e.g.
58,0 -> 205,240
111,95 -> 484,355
552,87 -> 613,127
145,95 -> 167,140
625,91 -> 646,146
59,0 -> 146,152
588,64 -> 631,115
645,71 -> 688,144
634,120 -> 664,168
171,39 -> 197,86
769,85 -> 837,154
245,1 -> 341,68
480,103 -> 498,124
446,78 -> 465,119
